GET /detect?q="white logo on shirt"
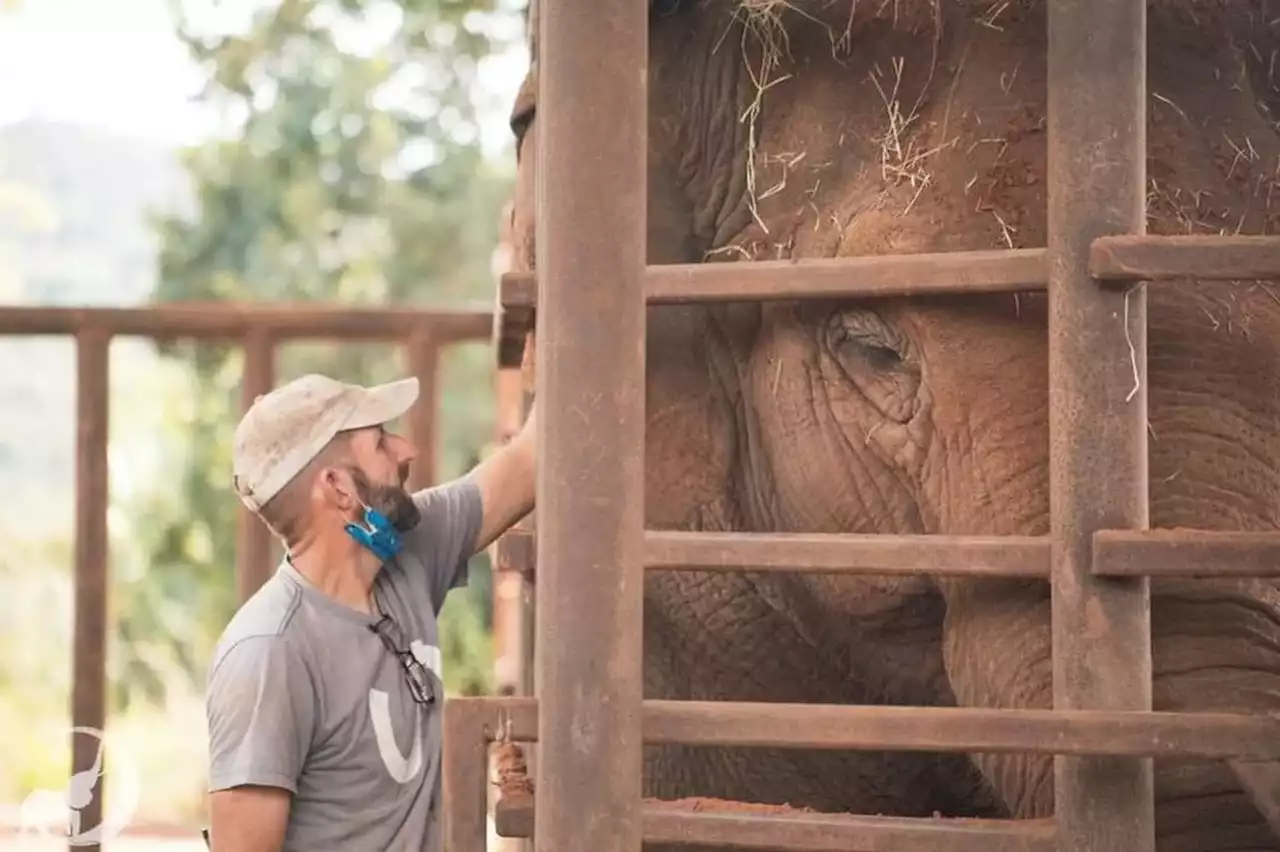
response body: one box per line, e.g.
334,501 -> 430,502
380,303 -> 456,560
369,641 -> 443,783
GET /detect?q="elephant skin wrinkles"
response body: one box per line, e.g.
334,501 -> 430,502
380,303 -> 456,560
506,0 -> 1280,849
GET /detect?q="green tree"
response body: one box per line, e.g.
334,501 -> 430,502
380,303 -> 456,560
114,0 -> 519,708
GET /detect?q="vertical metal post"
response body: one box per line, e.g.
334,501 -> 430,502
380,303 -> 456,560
1047,0 -> 1152,850
534,0 -> 646,851
72,327 -> 110,852
520,380 -> 538,704
236,327 -> 276,602
406,326 -> 439,491
443,701 -> 489,852
492,368 -> 527,695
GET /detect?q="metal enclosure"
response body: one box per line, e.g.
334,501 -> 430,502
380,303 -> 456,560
449,0 -> 1280,850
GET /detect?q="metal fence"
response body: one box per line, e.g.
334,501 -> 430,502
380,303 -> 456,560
0,301 -> 491,850
448,0 -> 1280,850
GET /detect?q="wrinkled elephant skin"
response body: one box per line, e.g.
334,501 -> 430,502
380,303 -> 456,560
505,1 -> 1280,848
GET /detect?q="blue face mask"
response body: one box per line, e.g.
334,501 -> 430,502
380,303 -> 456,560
344,504 -> 403,562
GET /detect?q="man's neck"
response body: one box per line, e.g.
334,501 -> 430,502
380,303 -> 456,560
287,533 -> 385,614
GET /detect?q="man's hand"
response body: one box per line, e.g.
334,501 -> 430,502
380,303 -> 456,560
208,786 -> 292,851
471,402 -> 537,552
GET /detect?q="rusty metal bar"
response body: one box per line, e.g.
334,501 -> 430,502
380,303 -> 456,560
496,250 -> 1048,366
1091,235 -> 1280,282
72,327 -> 110,852
447,696 -> 1280,761
495,528 -> 537,579
495,529 -> 1049,579
405,326 -> 439,491
638,701 -> 1279,759
642,808 -> 1052,852
0,303 -> 491,341
491,368 -> 529,694
645,531 -> 1050,577
506,526 -> 1280,581
534,0 -> 646,851
497,302 -> 534,369
1047,0 -> 1152,849
516,389 -> 538,851
236,328 -> 277,602
501,248 -> 1048,308
497,798 -> 1057,852
442,700 -> 490,852
1093,529 -> 1280,577
649,248 -> 1047,301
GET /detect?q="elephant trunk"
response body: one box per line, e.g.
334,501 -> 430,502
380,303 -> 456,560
940,577 -> 1280,851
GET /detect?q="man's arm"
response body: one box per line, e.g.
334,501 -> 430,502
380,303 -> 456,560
208,788 -> 292,852
400,403 -> 536,606
469,402 -> 537,553
205,635 -> 314,852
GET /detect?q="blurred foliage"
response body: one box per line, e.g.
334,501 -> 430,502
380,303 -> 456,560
107,0 -> 521,709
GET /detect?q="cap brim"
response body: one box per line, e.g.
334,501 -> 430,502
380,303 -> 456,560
340,377 -> 420,431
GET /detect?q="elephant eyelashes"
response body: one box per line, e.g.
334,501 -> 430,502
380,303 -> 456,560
825,310 -> 920,424
852,342 -> 901,371
826,311 -> 908,370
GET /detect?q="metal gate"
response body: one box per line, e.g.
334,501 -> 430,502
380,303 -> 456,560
445,0 -> 1280,850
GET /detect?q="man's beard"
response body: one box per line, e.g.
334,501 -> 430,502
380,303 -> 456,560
350,464 -> 421,532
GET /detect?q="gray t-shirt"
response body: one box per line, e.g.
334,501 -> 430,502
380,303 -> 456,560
205,474 -> 484,852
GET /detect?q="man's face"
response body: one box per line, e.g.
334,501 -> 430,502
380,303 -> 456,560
345,425 -> 421,532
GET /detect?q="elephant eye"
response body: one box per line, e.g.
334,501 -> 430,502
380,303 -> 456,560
826,310 -> 907,370
823,309 -> 920,423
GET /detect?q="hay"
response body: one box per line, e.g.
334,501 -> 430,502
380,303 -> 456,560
723,0 -> 953,225
723,0 -> 806,233
1122,286 -> 1142,403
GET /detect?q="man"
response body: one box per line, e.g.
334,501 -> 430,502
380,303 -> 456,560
204,372 -> 535,851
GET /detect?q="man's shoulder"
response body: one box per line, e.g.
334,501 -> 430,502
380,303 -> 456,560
209,568 -> 308,678
402,473 -> 484,558
409,472 -> 483,523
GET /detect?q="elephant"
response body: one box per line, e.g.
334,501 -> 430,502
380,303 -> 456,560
502,0 -> 1280,849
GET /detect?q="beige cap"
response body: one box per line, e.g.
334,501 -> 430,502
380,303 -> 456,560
232,373 -> 419,512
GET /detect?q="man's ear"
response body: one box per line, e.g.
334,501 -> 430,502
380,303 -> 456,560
316,466 -> 359,513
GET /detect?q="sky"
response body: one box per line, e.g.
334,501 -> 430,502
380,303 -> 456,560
0,0 -> 528,152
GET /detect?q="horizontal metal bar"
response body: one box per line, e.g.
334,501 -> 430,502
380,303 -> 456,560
493,530 -> 1051,578
0,303 -> 493,341
500,272 -> 537,310
641,701 -> 1280,759
645,808 -> 1054,852
495,794 -> 1056,852
501,248 -> 1047,309
507,525 -> 1280,579
494,249 -> 1047,368
1093,529 -> 1280,577
1091,235 -> 1280,281
496,275 -> 535,368
454,697 -> 1280,760
646,249 -> 1048,303
503,526 -> 1280,579
494,528 -> 537,579
645,531 -> 1051,577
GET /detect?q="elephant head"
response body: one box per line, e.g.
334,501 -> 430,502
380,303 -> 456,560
504,1 -> 1280,847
